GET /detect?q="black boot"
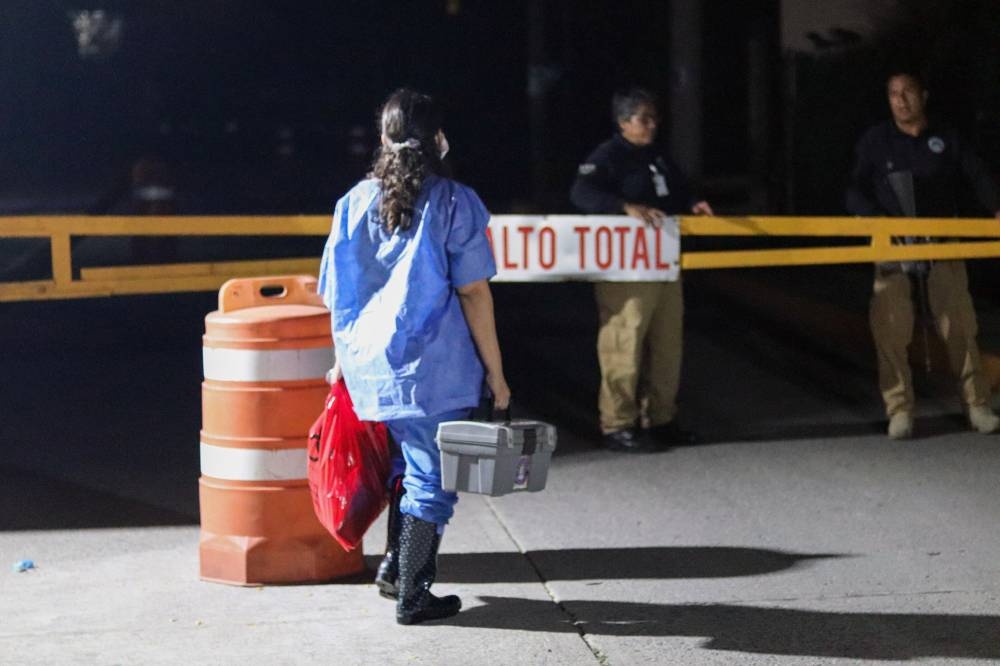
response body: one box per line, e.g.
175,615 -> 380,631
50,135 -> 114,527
602,427 -> 659,453
374,476 -> 405,600
647,420 -> 699,445
395,514 -> 461,625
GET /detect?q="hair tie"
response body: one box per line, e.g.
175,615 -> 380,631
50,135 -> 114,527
387,138 -> 421,152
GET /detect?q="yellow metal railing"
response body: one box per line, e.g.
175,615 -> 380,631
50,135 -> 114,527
678,216 -> 1000,269
0,216 -> 327,302
1,215 -> 999,302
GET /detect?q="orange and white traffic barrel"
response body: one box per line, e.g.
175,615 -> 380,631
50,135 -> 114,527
199,275 -> 363,585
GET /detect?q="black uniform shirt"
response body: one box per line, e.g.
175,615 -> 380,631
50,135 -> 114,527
570,133 -> 695,215
846,120 -> 999,217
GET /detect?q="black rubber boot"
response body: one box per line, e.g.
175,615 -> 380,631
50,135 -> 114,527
395,514 -> 461,625
374,476 -> 405,600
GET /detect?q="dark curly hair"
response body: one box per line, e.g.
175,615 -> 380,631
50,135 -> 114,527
370,88 -> 445,233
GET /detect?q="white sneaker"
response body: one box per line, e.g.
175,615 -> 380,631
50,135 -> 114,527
968,405 -> 1000,434
887,412 -> 914,440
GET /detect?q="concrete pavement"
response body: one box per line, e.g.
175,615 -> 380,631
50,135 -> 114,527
2,281 -> 1000,664
3,424 -> 1000,664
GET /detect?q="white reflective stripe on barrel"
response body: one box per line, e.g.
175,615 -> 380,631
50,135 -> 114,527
203,346 -> 334,382
200,442 -> 307,481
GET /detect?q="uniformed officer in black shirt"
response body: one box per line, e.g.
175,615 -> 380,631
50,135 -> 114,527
846,70 -> 1000,439
571,87 -> 713,452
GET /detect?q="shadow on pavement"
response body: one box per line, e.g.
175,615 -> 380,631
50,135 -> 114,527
363,546 -> 843,584
711,413 -> 972,444
447,596 -> 1000,660
546,414 -> 974,452
0,464 -> 196,531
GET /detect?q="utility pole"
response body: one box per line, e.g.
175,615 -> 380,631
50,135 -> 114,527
669,0 -> 703,183
527,0 -> 546,208
748,18 -> 771,212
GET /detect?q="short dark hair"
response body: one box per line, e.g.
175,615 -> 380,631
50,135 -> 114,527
612,87 -> 657,125
886,69 -> 926,91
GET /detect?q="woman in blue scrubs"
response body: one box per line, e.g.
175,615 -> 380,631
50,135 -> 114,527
319,88 -> 511,625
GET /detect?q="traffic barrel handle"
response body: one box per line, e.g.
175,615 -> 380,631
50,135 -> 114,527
218,275 -> 323,313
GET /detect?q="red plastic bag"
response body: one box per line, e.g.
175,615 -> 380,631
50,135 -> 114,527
307,378 -> 392,551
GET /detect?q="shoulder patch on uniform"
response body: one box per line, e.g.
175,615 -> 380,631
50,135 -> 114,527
578,163 -> 596,175
927,136 -> 946,154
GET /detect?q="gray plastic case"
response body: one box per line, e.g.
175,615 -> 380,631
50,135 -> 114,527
437,420 -> 557,496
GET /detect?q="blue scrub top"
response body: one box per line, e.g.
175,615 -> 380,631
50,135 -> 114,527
319,175 -> 497,421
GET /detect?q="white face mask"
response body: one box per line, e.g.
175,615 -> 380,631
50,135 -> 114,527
436,132 -> 450,160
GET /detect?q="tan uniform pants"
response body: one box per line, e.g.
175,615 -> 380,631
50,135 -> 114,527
595,280 -> 682,433
870,260 -> 990,417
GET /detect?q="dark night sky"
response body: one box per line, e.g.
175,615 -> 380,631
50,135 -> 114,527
0,1 -> 994,217
0,2 -> 530,211
0,2 -> 785,214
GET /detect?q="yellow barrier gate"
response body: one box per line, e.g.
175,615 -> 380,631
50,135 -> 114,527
1,214 -> 999,302
0,216 -> 327,301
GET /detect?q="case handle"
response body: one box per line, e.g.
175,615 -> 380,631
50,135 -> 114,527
218,275 -> 324,313
476,382 -> 512,424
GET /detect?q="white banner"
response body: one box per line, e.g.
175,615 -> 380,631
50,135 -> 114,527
486,215 -> 680,282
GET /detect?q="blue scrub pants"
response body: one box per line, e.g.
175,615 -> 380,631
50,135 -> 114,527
385,408 -> 471,526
